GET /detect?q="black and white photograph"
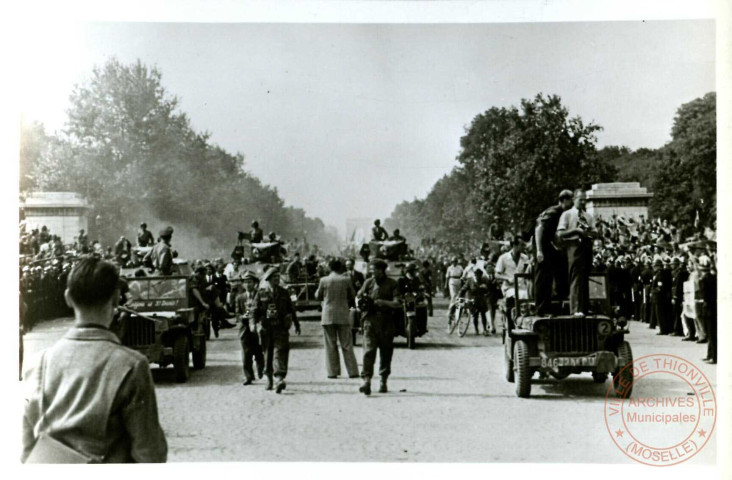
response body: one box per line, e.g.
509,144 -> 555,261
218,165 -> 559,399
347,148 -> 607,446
9,0 -> 728,474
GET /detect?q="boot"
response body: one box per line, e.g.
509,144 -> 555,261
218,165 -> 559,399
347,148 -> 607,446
265,375 -> 274,391
378,378 -> 388,393
359,380 -> 371,396
275,378 -> 287,394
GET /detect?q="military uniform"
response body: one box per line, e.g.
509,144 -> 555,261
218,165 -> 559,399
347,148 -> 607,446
534,204 -> 568,316
137,229 -> 154,247
649,263 -> 672,333
235,287 -> 264,383
357,276 -> 401,383
253,284 -> 299,388
146,240 -> 173,275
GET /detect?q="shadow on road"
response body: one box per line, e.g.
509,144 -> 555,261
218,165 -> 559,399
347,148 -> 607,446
152,364 -> 243,387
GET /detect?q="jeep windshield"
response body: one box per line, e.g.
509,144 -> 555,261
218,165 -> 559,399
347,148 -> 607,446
126,277 -> 188,312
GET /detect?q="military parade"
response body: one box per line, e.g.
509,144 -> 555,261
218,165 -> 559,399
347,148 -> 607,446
15,9 -> 723,470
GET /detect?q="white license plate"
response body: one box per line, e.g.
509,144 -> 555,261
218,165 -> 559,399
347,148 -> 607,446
541,356 -> 597,368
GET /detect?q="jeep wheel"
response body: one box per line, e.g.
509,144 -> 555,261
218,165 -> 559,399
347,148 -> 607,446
192,335 -> 207,370
592,372 -> 607,383
613,341 -> 634,398
504,339 -> 514,383
514,340 -> 531,398
173,335 -> 190,383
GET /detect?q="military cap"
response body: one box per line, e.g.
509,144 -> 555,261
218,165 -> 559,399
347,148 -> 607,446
653,258 -> 663,266
140,222 -> 147,228
194,265 -> 206,274
406,262 -> 418,272
159,226 -> 174,237
242,270 -> 259,282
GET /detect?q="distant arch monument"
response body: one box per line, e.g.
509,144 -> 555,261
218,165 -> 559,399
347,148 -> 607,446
585,182 -> 653,221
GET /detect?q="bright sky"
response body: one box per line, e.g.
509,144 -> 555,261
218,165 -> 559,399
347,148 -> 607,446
18,20 -> 714,236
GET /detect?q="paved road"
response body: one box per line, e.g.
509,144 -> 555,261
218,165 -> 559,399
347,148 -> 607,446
22,298 -> 717,463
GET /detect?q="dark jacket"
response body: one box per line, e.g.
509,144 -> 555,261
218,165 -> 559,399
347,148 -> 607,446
253,286 -> 299,330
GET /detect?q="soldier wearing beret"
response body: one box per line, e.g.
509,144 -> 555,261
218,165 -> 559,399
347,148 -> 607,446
236,271 -> 265,384
356,259 -> 402,395
253,268 -> 301,393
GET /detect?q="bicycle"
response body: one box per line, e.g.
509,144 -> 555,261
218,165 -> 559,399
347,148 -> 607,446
448,297 -> 474,337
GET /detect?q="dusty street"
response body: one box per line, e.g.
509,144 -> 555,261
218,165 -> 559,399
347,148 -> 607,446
22,297 -> 717,464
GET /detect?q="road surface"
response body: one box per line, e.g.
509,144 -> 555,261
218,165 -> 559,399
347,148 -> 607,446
21,297 -> 717,463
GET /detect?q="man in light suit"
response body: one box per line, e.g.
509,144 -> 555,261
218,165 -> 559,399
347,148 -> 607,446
315,258 -> 359,379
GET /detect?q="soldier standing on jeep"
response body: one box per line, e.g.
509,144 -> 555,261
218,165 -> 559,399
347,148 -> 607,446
144,227 -> 174,275
137,223 -> 154,247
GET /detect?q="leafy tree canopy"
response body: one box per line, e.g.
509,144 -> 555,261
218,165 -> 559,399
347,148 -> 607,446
24,59 -> 338,255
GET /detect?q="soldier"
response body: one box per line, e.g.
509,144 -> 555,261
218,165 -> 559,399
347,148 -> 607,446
253,268 -> 301,393
399,262 -> 428,335
286,252 -> 302,283
250,221 -> 264,244
389,229 -> 405,242
649,258 -> 672,334
371,219 -> 389,241
137,223 -> 154,247
670,257 -> 688,336
144,227 -> 174,275
357,259 -> 402,395
76,229 -> 89,253
556,189 -> 597,316
533,190 -> 572,317
114,236 -> 132,265
235,271 -> 265,384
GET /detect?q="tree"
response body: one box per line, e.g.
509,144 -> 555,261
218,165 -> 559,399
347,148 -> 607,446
651,92 -> 716,232
19,121 -> 48,193
595,146 -> 662,190
29,58 -> 339,252
457,94 -> 616,236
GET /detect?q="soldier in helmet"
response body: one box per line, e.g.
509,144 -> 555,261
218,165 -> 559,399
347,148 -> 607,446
144,227 -> 174,275
137,223 -> 154,247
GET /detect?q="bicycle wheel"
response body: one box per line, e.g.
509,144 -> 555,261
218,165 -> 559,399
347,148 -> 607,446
448,304 -> 461,334
457,305 -> 471,337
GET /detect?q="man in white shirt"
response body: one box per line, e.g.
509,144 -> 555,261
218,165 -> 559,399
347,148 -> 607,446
495,238 -> 530,326
444,257 -> 464,322
556,189 -> 597,315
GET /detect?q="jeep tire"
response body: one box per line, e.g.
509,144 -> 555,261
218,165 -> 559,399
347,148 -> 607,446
173,335 -> 190,383
613,341 -> 634,398
514,340 -> 531,398
192,335 -> 207,370
504,339 -> 514,383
